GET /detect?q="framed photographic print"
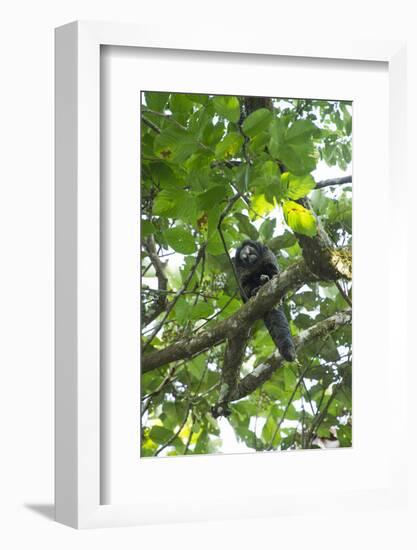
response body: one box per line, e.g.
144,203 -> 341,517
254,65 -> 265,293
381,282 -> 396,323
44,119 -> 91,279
55,21 -> 408,528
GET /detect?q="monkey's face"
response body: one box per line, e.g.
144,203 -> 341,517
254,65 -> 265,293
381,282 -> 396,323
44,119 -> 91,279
238,243 -> 259,266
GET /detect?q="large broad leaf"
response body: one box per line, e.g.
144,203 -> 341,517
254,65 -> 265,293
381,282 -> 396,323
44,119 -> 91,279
278,142 -> 318,175
144,91 -> 169,112
190,301 -> 214,320
282,172 -> 316,200
259,217 -> 276,241
242,108 -> 273,137
250,194 -> 275,217
283,200 -> 317,237
206,231 -> 226,255
268,117 -> 287,158
185,94 -> 209,105
250,160 -> 286,203
169,93 -> 194,114
215,133 -> 244,159
234,212 -> 259,240
149,425 -> 174,444
141,220 -> 155,238
285,119 -> 320,144
267,231 -> 297,251
153,188 -> 197,224
262,415 -> 280,447
269,118 -> 320,175
212,96 -> 241,123
164,227 -> 197,254
197,186 -> 228,211
174,297 -> 191,325
148,162 -> 177,188
153,188 -> 180,215
154,124 -> 199,164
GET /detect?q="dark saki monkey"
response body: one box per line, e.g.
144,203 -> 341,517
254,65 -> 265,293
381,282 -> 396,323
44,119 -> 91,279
235,240 -> 296,362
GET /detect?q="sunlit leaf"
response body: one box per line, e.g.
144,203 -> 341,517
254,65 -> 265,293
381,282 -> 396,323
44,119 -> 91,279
215,132 -> 244,159
283,200 -> 317,237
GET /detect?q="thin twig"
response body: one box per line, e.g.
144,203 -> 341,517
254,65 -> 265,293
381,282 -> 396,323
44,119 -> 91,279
143,244 -> 206,350
195,292 -> 237,333
153,404 -> 191,457
315,175 -> 352,189
335,279 -> 352,307
184,413 -> 195,455
217,193 -> 247,299
266,363 -> 310,451
142,115 -> 161,134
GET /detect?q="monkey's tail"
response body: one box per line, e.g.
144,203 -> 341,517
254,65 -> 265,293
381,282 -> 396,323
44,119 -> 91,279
263,306 -> 296,362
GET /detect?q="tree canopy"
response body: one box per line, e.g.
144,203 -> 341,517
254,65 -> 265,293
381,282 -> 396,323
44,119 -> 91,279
141,92 -> 352,457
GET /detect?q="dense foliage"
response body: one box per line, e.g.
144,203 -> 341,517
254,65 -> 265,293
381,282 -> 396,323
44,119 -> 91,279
141,92 -> 352,456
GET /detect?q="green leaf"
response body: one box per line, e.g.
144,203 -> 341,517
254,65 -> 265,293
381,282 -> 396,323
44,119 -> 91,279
194,429 -> 209,454
197,186 -> 228,211
262,415 -> 280,446
215,133 -> 244,160
148,162 -> 177,188
283,173 -> 316,200
283,201 -> 317,237
207,205 -> 221,238
169,93 -> 194,114
190,301 -> 214,319
337,424 -> 352,447
164,227 -> 197,254
186,94 -> 209,105
269,117 -> 287,158
259,218 -> 276,241
153,188 -> 197,224
285,119 -> 320,144
144,91 -> 169,112
174,297 -> 191,324
207,231 -> 226,255
267,231 -> 297,251
242,108 -> 273,137
278,142 -> 318,175
154,124 -> 199,164
284,365 -> 297,390
153,188 -> 178,215
263,382 -> 282,400
269,119 -> 319,175
212,96 -> 241,123
187,355 -> 206,379
250,194 -> 275,217
234,212 -> 259,240
242,108 -> 272,138
149,425 -> 174,444
141,220 -> 155,238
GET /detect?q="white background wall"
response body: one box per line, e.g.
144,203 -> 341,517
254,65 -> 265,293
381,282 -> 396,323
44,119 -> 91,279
0,1 -> 415,548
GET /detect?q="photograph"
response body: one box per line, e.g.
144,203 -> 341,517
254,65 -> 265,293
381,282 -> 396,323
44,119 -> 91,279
140,91 -> 352,457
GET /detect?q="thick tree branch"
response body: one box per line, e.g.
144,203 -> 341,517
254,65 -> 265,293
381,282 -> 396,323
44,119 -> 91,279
296,197 -> 352,281
231,309 -> 352,402
142,259 -> 314,373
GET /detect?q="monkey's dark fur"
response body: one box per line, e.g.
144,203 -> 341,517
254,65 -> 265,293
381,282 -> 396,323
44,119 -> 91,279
235,240 -> 296,362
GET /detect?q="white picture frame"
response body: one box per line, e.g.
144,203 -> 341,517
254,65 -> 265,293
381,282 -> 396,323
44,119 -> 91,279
55,21 -> 407,529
